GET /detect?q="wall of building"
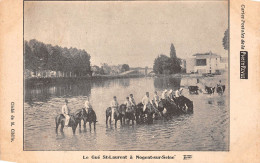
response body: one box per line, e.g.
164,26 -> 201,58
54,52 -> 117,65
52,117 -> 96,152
186,58 -> 196,73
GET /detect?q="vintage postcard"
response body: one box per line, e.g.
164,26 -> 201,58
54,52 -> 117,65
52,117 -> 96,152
0,0 -> 259,162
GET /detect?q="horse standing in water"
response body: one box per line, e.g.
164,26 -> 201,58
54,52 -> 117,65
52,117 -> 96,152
106,104 -> 126,127
75,108 -> 97,131
55,111 -> 81,135
136,103 -> 155,124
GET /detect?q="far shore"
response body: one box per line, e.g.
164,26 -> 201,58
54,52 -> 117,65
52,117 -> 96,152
25,72 -> 227,86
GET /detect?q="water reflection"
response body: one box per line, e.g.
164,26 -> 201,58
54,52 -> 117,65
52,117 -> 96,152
25,80 -> 92,103
153,77 -> 181,91
24,77 -> 228,151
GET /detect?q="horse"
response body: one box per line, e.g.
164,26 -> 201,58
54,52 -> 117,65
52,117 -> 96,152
175,96 -> 194,114
135,103 -> 144,124
205,86 -> 215,95
105,104 -> 125,127
121,104 -> 135,125
74,108 -> 97,131
157,99 -> 173,117
188,86 -> 199,94
87,109 -> 97,130
74,108 -> 88,129
55,112 -> 81,135
136,103 -> 155,124
216,85 -> 225,95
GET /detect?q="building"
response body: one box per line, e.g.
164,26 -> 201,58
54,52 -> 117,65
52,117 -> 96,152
179,59 -> 187,73
186,52 -> 228,74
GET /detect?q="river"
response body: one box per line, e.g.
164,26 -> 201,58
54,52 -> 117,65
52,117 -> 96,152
24,76 -> 229,151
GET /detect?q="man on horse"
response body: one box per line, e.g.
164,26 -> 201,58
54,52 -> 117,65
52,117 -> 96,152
142,92 -> 153,112
125,97 -> 134,121
129,94 -> 136,107
84,96 -> 92,113
110,96 -> 119,122
153,91 -> 160,107
61,99 -> 70,127
161,89 -> 168,106
168,89 -> 174,101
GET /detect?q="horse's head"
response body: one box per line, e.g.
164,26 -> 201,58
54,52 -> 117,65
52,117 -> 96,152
158,101 -> 164,109
119,104 -> 126,114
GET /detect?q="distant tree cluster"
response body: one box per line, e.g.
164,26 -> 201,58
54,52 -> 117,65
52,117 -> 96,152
153,43 -> 181,74
24,39 -> 91,77
91,63 -> 130,75
121,64 -> 130,72
222,29 -> 229,51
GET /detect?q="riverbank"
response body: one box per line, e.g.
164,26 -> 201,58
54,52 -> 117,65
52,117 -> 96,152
25,74 -> 145,86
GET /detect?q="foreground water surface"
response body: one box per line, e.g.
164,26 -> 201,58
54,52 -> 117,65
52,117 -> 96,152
24,76 -> 229,151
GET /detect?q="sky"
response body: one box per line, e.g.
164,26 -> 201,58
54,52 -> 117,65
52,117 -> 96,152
24,1 -> 228,68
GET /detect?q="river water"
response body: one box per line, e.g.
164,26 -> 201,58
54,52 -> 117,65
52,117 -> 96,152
24,76 -> 229,151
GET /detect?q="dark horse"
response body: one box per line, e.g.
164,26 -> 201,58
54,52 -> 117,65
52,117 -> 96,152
174,96 -> 194,114
106,104 -> 126,127
121,104 -> 135,125
158,96 -> 193,116
216,85 -> 225,95
205,86 -> 215,95
158,99 -> 179,116
73,108 -> 97,131
55,112 -> 81,135
188,86 -> 199,94
136,103 -> 155,124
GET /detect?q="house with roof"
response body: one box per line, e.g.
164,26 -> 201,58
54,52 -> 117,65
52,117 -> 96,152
186,52 -> 228,74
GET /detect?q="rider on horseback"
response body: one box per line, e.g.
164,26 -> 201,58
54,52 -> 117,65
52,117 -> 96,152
142,92 -> 153,113
84,96 -> 92,113
153,91 -> 160,107
62,99 -> 70,127
110,96 -> 119,122
125,97 -> 134,120
129,94 -> 136,107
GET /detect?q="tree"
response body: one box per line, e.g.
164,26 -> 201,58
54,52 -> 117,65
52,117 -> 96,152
222,29 -> 229,50
170,43 -> 177,58
121,64 -> 130,72
153,54 -> 181,74
24,39 -> 92,77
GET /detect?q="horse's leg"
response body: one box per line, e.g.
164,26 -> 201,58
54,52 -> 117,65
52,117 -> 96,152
94,122 -> 96,130
115,119 -> 117,128
60,121 -> 64,133
55,117 -> 59,133
120,118 -> 122,126
72,125 -> 75,135
79,119 -> 81,130
106,115 -> 108,126
89,122 -> 92,131
83,119 -> 87,129
123,116 -> 125,125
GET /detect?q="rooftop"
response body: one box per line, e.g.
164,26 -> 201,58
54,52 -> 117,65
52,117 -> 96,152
192,52 -> 220,58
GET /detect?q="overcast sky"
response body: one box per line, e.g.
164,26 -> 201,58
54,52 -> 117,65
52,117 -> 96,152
24,1 -> 228,68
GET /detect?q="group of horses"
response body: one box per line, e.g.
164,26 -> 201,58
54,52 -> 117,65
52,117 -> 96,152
55,108 -> 97,134
188,85 -> 226,95
105,96 -> 194,127
55,95 -> 194,134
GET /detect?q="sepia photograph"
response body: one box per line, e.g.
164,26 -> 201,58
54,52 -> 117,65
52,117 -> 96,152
23,0 -> 229,151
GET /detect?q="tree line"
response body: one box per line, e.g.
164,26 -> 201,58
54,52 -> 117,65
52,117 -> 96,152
153,43 -> 182,75
92,63 -> 130,75
25,39 -> 91,77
